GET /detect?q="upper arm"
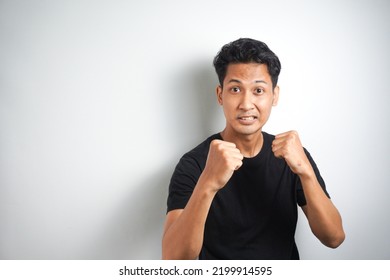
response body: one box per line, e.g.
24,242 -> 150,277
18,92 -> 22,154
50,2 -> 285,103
300,204 -> 308,216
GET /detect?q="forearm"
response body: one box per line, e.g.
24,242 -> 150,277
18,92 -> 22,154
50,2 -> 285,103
300,171 -> 345,248
162,176 -> 217,259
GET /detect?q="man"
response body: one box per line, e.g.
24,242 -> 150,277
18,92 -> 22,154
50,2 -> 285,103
162,38 -> 345,260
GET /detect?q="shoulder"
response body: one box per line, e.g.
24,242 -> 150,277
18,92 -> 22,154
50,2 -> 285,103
260,131 -> 276,154
262,131 -> 275,143
168,134 -> 220,203
183,133 -> 220,160
176,133 -> 221,171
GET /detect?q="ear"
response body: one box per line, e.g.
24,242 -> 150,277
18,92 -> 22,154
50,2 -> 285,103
272,85 -> 279,106
216,85 -> 223,105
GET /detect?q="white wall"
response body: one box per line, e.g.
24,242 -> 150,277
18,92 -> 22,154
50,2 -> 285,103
1,0 -> 389,259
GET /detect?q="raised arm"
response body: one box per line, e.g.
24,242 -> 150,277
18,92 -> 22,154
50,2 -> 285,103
272,131 -> 345,248
162,140 -> 243,259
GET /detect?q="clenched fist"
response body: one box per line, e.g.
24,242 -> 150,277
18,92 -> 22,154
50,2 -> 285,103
201,139 -> 244,192
272,131 -> 312,176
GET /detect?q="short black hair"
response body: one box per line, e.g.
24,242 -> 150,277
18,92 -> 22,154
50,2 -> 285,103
213,38 -> 281,89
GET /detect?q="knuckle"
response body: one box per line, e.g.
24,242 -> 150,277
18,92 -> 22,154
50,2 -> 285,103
212,139 -> 223,145
213,142 -> 224,152
221,150 -> 229,158
291,130 -> 298,138
210,140 -> 218,148
287,134 -> 295,143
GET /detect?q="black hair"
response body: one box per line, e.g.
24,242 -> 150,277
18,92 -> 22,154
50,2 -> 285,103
213,38 -> 281,89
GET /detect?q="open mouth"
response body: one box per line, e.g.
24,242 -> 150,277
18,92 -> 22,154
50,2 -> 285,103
238,116 -> 257,121
237,115 -> 258,124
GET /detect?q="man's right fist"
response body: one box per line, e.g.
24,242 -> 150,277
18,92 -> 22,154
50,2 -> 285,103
201,139 -> 244,192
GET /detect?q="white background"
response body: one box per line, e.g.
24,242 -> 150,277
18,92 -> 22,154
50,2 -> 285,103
1,0 -> 389,259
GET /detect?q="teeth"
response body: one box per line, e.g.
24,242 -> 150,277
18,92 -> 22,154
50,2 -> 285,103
240,117 -> 255,120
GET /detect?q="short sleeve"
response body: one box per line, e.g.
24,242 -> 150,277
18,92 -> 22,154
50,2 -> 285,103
296,148 -> 330,206
166,153 -> 203,212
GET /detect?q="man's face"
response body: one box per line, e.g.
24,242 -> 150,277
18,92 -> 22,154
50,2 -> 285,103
216,63 -> 279,137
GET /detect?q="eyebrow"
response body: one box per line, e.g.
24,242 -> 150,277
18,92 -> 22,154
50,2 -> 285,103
227,79 -> 268,85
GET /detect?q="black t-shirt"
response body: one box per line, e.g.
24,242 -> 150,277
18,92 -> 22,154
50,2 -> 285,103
167,132 -> 329,260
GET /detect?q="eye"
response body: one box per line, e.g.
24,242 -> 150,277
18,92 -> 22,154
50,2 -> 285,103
230,87 -> 240,93
255,88 -> 264,95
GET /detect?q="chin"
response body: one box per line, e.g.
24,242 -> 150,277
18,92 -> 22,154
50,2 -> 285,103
234,126 -> 262,136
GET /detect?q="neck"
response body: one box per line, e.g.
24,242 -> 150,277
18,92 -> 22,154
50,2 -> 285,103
220,129 -> 264,158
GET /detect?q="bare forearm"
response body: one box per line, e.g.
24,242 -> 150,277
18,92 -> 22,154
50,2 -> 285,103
300,172 -> 345,248
162,177 -> 217,259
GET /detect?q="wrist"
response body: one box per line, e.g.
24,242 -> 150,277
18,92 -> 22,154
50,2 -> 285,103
197,172 -> 221,195
297,166 -> 316,182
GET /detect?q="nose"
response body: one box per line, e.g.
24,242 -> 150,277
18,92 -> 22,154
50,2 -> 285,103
238,91 -> 254,111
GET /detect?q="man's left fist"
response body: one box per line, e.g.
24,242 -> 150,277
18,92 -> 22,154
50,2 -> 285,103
272,130 -> 312,176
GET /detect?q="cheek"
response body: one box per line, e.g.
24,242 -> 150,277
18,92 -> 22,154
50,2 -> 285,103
222,104 -> 235,118
256,99 -> 274,113
256,98 -> 269,108
221,98 -> 237,112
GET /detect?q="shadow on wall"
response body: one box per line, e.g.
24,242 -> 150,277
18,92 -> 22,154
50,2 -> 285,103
191,61 -> 223,137
166,59 -> 223,150
84,61 -> 221,260
86,167 -> 171,259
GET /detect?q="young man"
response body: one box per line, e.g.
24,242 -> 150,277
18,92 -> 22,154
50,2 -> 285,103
162,38 -> 345,260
